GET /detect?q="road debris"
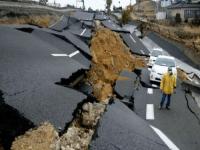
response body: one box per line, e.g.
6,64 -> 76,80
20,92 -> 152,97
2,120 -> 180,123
60,102 -> 106,150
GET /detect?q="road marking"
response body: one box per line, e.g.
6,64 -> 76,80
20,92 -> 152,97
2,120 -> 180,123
51,54 -> 67,57
129,35 -> 136,43
140,50 -> 145,54
146,104 -> 154,120
152,84 -> 158,88
80,28 -> 86,36
150,125 -> 180,150
68,50 -> 80,58
147,88 -> 153,94
51,51 -> 79,58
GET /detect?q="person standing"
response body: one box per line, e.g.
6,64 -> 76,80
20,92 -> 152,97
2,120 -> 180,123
159,67 -> 176,110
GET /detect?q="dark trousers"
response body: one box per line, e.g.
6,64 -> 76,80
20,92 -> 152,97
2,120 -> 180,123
160,93 -> 171,108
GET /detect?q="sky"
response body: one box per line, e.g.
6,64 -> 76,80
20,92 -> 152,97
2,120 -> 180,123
46,0 -> 136,10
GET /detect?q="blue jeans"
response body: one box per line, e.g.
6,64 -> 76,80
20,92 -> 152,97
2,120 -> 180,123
160,93 -> 171,108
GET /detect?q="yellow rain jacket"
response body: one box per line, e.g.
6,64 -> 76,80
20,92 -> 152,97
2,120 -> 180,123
160,73 -> 176,94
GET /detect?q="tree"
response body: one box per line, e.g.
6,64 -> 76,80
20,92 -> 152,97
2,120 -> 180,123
106,0 -> 112,15
39,0 -> 48,5
121,9 -> 131,24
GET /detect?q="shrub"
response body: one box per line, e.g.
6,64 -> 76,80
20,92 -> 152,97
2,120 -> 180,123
121,9 -> 131,24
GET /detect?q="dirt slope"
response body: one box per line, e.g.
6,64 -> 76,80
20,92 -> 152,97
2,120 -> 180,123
87,28 -> 145,101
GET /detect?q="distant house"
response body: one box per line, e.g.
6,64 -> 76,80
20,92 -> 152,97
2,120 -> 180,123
167,2 -> 200,21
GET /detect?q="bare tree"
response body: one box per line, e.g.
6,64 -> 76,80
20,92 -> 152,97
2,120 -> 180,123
106,0 -> 112,15
39,0 -> 48,5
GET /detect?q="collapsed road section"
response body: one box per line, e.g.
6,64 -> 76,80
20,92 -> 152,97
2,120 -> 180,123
1,9 -> 200,150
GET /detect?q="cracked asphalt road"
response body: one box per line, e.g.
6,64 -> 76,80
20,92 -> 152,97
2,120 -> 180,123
0,10 -> 200,150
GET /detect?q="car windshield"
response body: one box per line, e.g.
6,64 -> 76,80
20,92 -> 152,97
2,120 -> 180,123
155,58 -> 175,67
151,50 -> 163,57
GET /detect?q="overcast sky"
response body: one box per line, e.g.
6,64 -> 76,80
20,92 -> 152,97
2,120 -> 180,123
46,0 -> 136,10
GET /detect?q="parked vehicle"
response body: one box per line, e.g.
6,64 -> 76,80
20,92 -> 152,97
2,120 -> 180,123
148,48 -> 164,67
150,55 -> 177,82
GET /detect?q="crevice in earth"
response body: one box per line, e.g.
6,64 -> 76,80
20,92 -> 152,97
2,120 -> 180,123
184,91 -> 200,125
55,69 -> 94,97
0,101 -> 35,150
16,28 -> 34,33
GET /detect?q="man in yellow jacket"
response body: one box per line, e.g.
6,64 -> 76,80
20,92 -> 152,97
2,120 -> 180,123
160,67 -> 176,110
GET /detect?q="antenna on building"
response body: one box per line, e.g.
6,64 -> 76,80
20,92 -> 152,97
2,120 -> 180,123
76,0 -> 85,10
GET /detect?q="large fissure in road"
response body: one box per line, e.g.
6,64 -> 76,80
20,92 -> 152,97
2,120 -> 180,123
8,27 -> 146,150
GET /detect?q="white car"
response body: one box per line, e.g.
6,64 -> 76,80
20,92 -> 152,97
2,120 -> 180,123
148,48 -> 163,67
150,55 -> 177,82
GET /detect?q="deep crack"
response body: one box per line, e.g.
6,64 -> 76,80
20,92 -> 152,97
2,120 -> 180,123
184,92 -> 200,125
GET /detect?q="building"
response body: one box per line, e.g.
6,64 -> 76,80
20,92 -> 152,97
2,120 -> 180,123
167,2 -> 200,21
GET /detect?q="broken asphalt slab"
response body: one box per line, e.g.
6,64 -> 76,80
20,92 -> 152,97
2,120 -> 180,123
62,30 -> 91,57
67,22 -> 92,39
72,11 -> 94,21
94,13 -> 109,21
121,32 -> 150,56
90,100 -> 169,150
101,20 -> 129,33
31,27 -> 91,57
31,29 -> 91,68
49,15 -> 69,31
114,70 -> 138,98
0,26 -> 87,130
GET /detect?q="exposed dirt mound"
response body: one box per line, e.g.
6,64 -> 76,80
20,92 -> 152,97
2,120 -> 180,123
87,28 -> 145,101
11,122 -> 59,150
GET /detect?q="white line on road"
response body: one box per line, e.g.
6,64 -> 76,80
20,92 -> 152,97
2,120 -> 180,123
146,104 -> 154,120
152,84 -> 158,88
80,28 -> 87,36
150,125 -> 180,150
51,54 -> 68,57
140,50 -> 145,54
68,50 -> 80,58
147,88 -> 153,94
129,35 -> 136,43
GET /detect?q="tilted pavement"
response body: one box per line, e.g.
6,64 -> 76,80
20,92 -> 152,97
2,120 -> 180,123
0,26 -> 88,130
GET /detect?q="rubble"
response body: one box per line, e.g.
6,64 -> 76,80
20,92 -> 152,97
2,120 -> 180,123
60,125 -> 93,150
60,102 -> 106,150
11,122 -> 60,150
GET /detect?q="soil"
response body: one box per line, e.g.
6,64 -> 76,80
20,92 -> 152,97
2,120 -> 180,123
177,68 -> 189,81
0,15 -> 60,27
86,28 -> 145,101
11,122 -> 59,150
